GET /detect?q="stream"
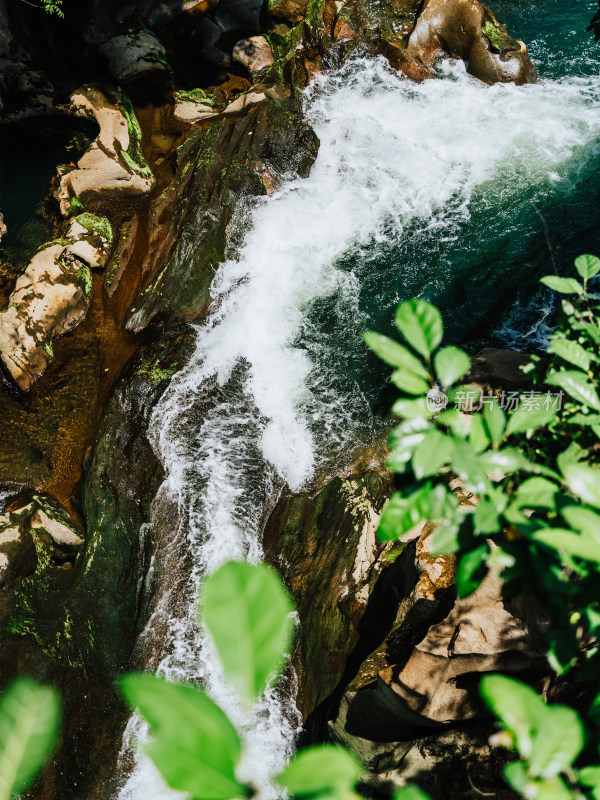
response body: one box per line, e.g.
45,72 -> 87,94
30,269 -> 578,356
117,2 -> 600,797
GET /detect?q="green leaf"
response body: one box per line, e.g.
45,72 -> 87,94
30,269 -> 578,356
438,409 -> 471,437
0,679 -> 60,800
546,370 -> 600,411
474,499 -> 501,535
547,336 -> 591,371
513,478 -> 559,511
468,414 -> 491,453
391,397 -> 431,419
532,528 -> 600,562
456,544 -> 488,598
480,675 -> 546,759
412,430 -> 453,479
120,674 -> 246,800
560,461 -> 600,509
202,562 -> 294,703
561,505 -> 600,538
277,745 -> 361,796
394,788 -> 433,800
363,332 -> 429,377
506,405 -> 558,437
528,705 -> 584,779
483,400 -> 506,448
390,369 -> 431,396
579,765 -> 600,790
434,346 -> 471,388
395,299 -> 443,360
540,275 -> 584,295
378,487 -> 432,540
575,254 -> 600,280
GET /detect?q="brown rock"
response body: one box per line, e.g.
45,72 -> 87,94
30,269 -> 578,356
55,86 -> 156,216
397,0 -> 537,85
233,36 -> 275,76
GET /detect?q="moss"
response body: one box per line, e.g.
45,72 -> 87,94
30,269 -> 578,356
68,196 -> 85,216
176,88 -> 217,107
119,93 -> 154,178
36,238 -> 70,253
105,220 -> 132,288
43,341 -> 54,358
73,212 -> 113,245
482,19 -> 518,54
77,265 -> 92,297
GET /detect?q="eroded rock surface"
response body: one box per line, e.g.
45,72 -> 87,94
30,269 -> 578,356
55,86 -> 156,216
0,214 -> 112,390
399,0 -> 537,84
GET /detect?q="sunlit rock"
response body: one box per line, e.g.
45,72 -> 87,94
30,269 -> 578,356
233,35 -> 275,77
0,213 -> 112,390
55,85 -> 156,217
398,0 -> 537,85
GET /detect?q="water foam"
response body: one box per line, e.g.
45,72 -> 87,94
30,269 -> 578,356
117,54 -> 600,799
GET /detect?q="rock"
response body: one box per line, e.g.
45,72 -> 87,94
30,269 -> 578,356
55,85 -> 156,217
468,347 -> 548,393
266,0 -> 310,26
139,0 -> 219,30
0,213 -> 111,391
0,494 -> 84,621
398,0 -> 537,85
327,523 -> 548,794
98,30 -> 169,83
173,99 -> 218,123
233,36 -> 274,76
265,468 -> 397,720
125,94 -> 318,332
0,212 -> 6,242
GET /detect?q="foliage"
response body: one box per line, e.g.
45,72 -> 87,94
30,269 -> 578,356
364,254 -> 600,799
122,561 -> 363,800
0,678 -> 60,800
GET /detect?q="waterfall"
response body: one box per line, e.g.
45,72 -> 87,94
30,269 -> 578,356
117,54 -> 600,799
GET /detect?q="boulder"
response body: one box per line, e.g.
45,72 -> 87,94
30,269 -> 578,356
232,36 -> 274,77
55,85 -> 156,217
0,213 -> 112,391
265,467 -> 397,720
98,30 -> 169,83
398,0 -> 537,85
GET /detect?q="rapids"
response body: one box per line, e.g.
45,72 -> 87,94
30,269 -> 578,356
117,4 -> 600,797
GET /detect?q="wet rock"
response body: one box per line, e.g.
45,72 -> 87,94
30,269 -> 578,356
233,36 -> 274,77
266,0 -> 310,27
468,347 -> 548,393
398,0 -> 537,85
55,85 -> 155,217
0,494 -> 84,629
126,94 -> 318,331
0,333 -> 194,798
265,468 -> 397,720
0,214 -> 112,391
98,30 -> 169,83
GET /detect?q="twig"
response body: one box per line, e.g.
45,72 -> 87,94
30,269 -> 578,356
467,765 -> 496,797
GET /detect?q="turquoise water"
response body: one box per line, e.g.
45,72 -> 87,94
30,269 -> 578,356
304,0 -> 600,425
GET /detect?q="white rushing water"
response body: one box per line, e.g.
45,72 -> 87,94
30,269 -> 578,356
117,55 -> 600,799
